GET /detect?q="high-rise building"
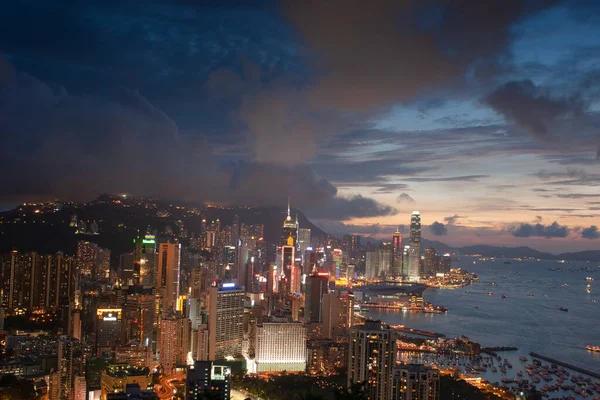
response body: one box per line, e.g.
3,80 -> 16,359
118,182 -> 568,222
423,248 -> 439,276
186,361 -> 231,400
305,273 -> 328,323
115,343 -> 153,367
77,241 -> 97,276
253,322 -> 306,373
208,285 -> 245,360
439,254 -> 451,274
280,237 -> 296,293
135,233 -> 157,287
124,293 -> 155,347
57,336 -> 75,400
280,199 -> 298,247
96,308 -> 122,357
298,228 -> 311,264
365,249 -> 392,278
409,212 -> 421,281
322,292 -> 354,338
402,246 -> 411,278
392,230 -> 403,278
100,364 -> 151,399
157,242 -> 181,315
348,321 -> 396,400
391,364 -> 440,400
73,375 -> 86,400
160,312 -> 191,374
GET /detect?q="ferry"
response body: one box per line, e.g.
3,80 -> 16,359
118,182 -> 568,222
488,291 -> 494,296
559,306 -> 568,312
586,345 -> 600,352
501,293 -> 507,299
587,284 -> 591,293
561,283 -> 569,287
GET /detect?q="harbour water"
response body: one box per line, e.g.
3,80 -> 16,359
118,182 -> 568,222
367,256 -> 600,376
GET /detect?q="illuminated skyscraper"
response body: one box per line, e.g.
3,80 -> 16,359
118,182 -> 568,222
409,212 -> 422,282
365,249 -> 392,278
280,235 -> 296,293
160,312 -> 191,374
135,233 -> 157,288
391,364 -> 440,400
57,336 -> 75,400
124,293 -> 155,347
208,284 -> 245,360
157,241 -> 181,315
96,308 -> 122,357
348,321 -> 396,400
186,361 -> 231,400
392,229 -> 403,278
280,199 -> 298,247
298,228 -> 311,264
423,248 -> 439,276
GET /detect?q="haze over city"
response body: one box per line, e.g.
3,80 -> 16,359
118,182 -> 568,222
2,0 -> 600,252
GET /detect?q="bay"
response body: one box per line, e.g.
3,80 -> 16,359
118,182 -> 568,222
366,256 -> 600,373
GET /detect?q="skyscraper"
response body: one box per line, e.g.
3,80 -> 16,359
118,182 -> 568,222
160,312 -> 191,374
280,235 -> 296,293
135,233 -> 157,288
280,199 -> 298,247
305,272 -> 328,323
348,321 -> 396,400
365,249 -> 392,278
57,336 -> 75,400
157,241 -> 181,315
392,229 -> 403,278
409,212 -> 422,282
124,292 -> 155,347
423,248 -> 439,276
298,228 -> 311,264
391,364 -> 440,400
208,285 -> 245,360
95,308 -> 122,357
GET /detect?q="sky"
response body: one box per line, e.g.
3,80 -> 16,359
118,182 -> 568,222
1,0 -> 600,252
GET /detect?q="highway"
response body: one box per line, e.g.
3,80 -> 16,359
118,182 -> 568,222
155,373 -> 186,399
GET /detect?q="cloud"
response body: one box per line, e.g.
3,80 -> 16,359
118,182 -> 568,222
404,175 -> 489,182
311,221 -> 400,238
429,222 -> 448,236
581,225 -> 600,239
444,214 -> 466,224
512,221 -> 569,238
557,193 -> 600,199
0,59 -> 393,221
397,193 -> 416,204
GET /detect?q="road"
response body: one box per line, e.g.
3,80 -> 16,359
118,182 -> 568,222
155,373 -> 186,399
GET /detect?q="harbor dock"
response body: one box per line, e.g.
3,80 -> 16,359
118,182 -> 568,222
529,352 -> 600,379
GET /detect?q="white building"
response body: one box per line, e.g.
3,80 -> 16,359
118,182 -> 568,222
208,285 -> 245,360
391,364 -> 440,400
254,322 -> 306,373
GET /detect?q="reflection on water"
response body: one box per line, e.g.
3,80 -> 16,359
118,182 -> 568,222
367,256 -> 600,372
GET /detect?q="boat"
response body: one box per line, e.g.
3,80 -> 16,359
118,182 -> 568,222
587,345 -> 600,352
559,306 -> 568,312
519,356 -> 527,362
586,277 -> 594,281
488,291 -> 494,295
504,261 -> 512,264
501,293 -> 507,299
517,371 -> 523,377
561,283 -> 569,287
587,284 -> 592,293
527,293 -> 534,297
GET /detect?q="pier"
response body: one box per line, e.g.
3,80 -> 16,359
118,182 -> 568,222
529,352 -> 600,379
391,325 -> 446,338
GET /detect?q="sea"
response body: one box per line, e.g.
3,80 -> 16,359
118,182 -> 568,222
366,256 -> 600,380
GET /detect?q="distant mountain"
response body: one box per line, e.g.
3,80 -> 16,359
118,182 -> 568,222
556,250 -> 600,262
457,245 -> 555,259
0,196 -> 327,257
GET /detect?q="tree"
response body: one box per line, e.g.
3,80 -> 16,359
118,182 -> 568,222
333,381 -> 368,400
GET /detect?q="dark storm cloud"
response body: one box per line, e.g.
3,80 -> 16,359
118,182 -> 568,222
485,80 -> 600,153
0,58 -> 392,221
581,225 -> 600,239
397,193 -> 416,204
512,221 -> 569,238
557,193 -> 600,199
429,222 -> 448,236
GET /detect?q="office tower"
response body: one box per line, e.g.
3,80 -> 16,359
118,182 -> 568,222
439,254 -> 451,274
135,233 -> 157,287
57,336 -> 75,400
348,321 -> 396,400
298,228 -> 311,264
280,199 -> 298,246
160,312 -> 192,374
253,322 -> 306,373
237,246 -> 250,287
365,249 -> 392,278
423,248 -> 439,276
391,364 -> 440,400
124,293 -> 155,347
186,361 -> 231,400
350,235 -> 361,260
266,263 -> 276,295
305,272 -> 328,323
332,249 -> 342,278
72,309 -> 82,340
100,364 -> 151,398
115,343 -> 153,367
322,292 -> 354,338
408,212 -> 421,281
73,375 -> 86,400
392,229 -> 403,278
208,285 -> 245,360
119,252 -> 135,283
232,214 -> 240,247
157,241 -> 181,315
1,250 -> 36,310
96,308 -> 122,357
280,237 -> 295,293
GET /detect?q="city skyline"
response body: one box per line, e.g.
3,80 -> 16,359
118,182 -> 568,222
2,1 -> 600,253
